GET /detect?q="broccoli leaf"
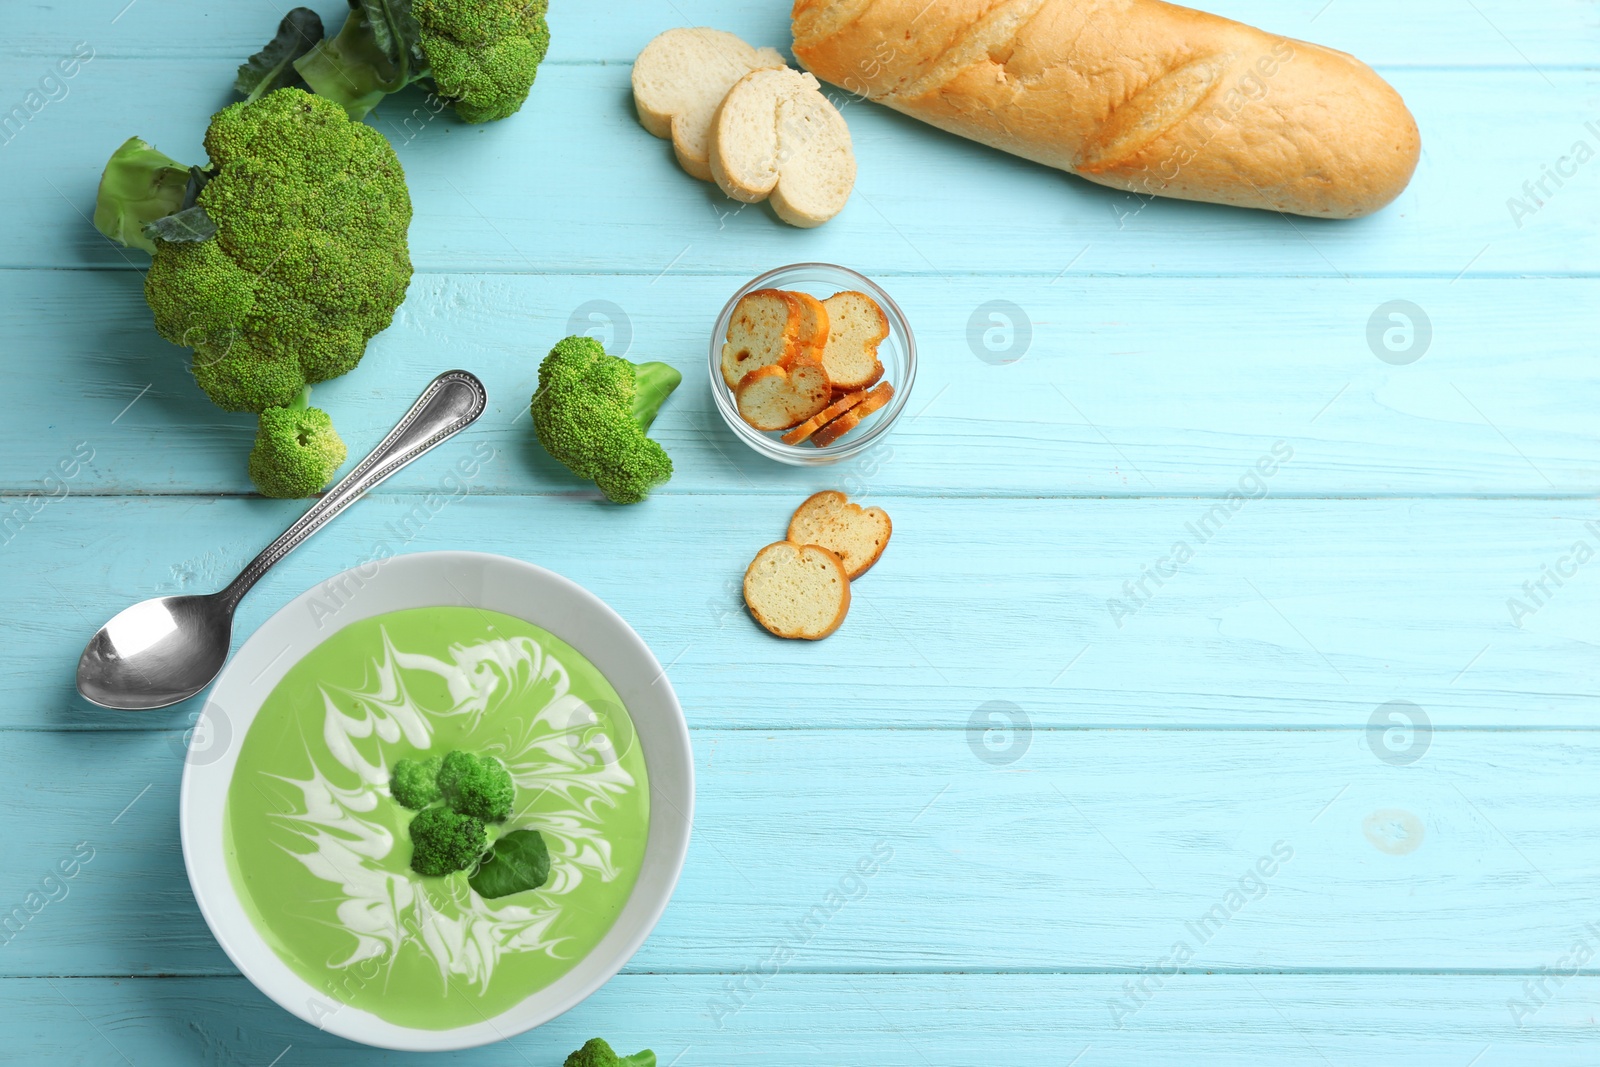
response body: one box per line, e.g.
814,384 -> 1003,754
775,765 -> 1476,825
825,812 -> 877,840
622,1053 -> 657,1067
294,0 -> 424,116
468,829 -> 550,900
236,8 -> 325,101
142,205 -> 217,245
356,0 -> 425,75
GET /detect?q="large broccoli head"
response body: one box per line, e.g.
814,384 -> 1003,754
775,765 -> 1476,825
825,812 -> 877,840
134,89 -> 413,412
415,0 -> 550,124
530,336 -> 682,505
285,0 -> 549,124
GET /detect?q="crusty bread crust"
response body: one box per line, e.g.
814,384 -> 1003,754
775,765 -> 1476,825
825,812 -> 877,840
811,380 -> 894,447
788,490 -> 893,578
781,386 -> 872,445
791,0 -> 1420,218
744,541 -> 852,639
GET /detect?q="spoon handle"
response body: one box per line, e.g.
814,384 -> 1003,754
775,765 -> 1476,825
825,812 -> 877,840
221,370 -> 488,607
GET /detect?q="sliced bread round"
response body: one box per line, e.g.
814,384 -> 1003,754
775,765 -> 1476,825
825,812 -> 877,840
787,491 -> 892,579
820,290 -> 887,393
633,28 -> 787,181
744,541 -> 851,639
735,358 -> 832,431
710,67 -> 856,228
722,288 -> 801,389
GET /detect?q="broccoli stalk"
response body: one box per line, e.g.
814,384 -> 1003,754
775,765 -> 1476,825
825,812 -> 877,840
293,1 -> 421,120
530,336 -> 682,505
564,1038 -> 656,1067
248,387 -> 348,499
279,0 -> 549,124
91,138 -> 193,254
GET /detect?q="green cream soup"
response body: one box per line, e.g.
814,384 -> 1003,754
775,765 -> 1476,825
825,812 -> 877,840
225,607 -> 650,1030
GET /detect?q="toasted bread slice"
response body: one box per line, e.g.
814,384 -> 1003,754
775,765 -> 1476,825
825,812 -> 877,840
722,289 -> 802,389
819,291 -> 887,392
787,491 -> 892,579
744,541 -> 851,639
781,387 -> 872,445
736,358 -> 832,431
709,68 -> 856,227
788,291 -> 830,361
811,381 -> 894,447
633,29 -> 787,181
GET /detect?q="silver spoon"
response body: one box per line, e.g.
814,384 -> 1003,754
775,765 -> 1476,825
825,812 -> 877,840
76,370 -> 488,711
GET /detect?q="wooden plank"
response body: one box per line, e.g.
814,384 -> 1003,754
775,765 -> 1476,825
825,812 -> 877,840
3,271 -> 1596,497
2,63 -> 1597,275
3,974 -> 1597,1065
5,0 -> 1594,66
6,495 -> 1596,732
1,727 -> 1596,978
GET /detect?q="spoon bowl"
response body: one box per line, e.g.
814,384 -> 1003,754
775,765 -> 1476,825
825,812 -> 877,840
75,371 -> 488,711
77,594 -> 235,710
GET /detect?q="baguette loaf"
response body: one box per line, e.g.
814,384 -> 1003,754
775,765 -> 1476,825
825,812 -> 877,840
791,0 -> 1420,218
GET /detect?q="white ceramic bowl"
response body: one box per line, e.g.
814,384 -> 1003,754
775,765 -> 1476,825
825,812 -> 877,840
179,551 -> 694,1051
709,262 -> 917,465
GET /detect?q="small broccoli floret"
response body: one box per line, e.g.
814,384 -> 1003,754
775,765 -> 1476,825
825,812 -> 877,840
247,388 -> 347,498
95,89 -> 413,414
530,336 -> 682,505
286,0 -> 548,123
437,750 -> 514,822
389,754 -> 444,810
415,0 -> 550,124
92,137 -> 191,254
408,806 -> 488,876
564,1038 -> 656,1067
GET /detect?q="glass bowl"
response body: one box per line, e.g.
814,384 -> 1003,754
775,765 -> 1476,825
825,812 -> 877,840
708,263 -> 916,465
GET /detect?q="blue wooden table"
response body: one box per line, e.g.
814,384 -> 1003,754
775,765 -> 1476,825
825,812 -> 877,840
3,0 -> 1598,1062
